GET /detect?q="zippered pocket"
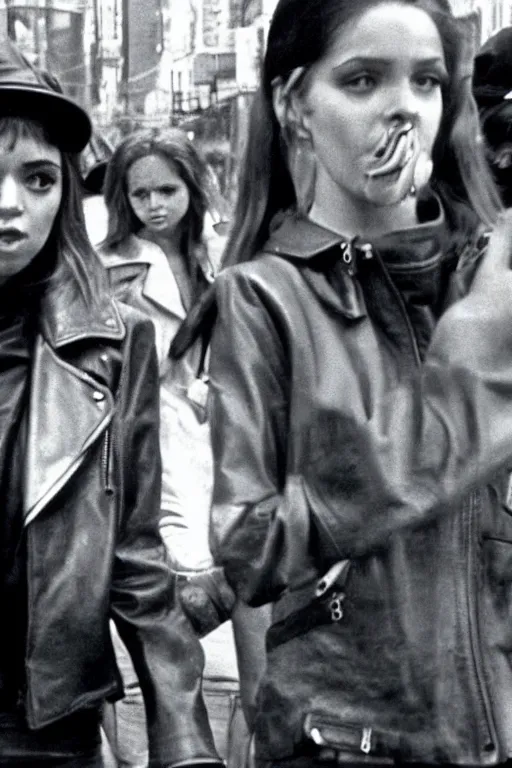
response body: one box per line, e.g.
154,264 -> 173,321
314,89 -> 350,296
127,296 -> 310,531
303,712 -> 397,764
101,428 -> 115,495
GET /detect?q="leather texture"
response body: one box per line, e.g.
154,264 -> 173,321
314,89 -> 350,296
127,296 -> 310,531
20,263 -> 221,768
208,209 -> 512,765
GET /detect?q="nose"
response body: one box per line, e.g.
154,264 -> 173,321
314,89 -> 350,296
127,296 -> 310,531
385,80 -> 420,125
0,175 -> 23,218
148,191 -> 163,209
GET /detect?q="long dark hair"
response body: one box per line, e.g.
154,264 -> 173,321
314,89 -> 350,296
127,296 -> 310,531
103,127 -> 218,299
222,0 -> 501,268
0,116 -> 103,303
104,127 -> 211,250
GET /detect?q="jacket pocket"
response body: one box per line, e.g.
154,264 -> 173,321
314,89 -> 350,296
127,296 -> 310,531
303,711 -> 397,764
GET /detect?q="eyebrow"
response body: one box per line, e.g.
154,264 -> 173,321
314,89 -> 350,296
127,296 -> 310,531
130,184 -> 178,193
22,159 -> 62,172
333,56 -> 448,73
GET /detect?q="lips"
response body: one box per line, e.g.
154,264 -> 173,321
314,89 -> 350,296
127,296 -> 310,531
0,228 -> 27,244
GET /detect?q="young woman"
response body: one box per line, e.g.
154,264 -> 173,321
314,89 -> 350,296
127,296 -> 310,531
204,1 -> 512,766
99,128 -> 241,767
0,40 -> 221,768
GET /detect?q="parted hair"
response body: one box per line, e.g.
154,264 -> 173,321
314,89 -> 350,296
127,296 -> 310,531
103,127 -> 211,259
222,0 -> 502,268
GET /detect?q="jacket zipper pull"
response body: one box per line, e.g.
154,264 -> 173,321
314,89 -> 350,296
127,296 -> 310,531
315,559 -> 351,597
360,727 -> 372,754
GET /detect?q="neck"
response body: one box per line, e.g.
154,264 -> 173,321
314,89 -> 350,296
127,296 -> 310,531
139,226 -> 183,259
308,173 -> 419,240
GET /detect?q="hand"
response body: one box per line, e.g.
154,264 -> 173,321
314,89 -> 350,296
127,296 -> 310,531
472,209 -> 512,294
177,566 -> 236,637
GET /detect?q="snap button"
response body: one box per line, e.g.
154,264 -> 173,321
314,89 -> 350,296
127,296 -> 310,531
359,243 -> 373,259
100,353 -> 109,362
93,391 -> 105,402
105,318 -> 116,328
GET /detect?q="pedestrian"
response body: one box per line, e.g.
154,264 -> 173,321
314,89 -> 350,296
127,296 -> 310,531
80,131 -> 113,245
202,1 -> 512,766
98,127 -> 243,767
0,39 -> 221,768
473,26 -> 512,207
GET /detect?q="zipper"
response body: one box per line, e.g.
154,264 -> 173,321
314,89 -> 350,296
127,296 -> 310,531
24,524 -> 36,725
101,428 -> 114,495
464,491 -> 497,757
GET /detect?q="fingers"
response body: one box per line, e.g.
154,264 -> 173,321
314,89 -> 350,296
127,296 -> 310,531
475,210 -> 512,285
413,151 -> 433,192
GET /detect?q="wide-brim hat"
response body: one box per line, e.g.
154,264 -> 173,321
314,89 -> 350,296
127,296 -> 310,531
0,38 -> 91,152
473,27 -> 512,108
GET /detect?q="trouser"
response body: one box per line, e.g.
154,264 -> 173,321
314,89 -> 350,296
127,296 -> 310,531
102,676 -> 250,768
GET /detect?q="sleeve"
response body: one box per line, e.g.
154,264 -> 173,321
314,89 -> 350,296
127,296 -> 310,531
109,315 -> 222,768
208,267 -> 512,607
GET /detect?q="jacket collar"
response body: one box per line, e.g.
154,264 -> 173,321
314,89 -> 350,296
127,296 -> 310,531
23,260 -> 123,524
264,212 -> 346,259
260,202 -> 449,318
101,234 -> 213,321
39,263 -> 125,348
263,199 -> 446,262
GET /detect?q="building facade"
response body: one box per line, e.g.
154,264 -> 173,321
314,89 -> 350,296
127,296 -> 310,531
450,0 -> 512,40
3,0 -> 89,104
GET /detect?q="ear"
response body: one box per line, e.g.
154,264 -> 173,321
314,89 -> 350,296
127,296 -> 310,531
271,66 -> 310,141
272,76 -> 288,132
289,90 -> 312,141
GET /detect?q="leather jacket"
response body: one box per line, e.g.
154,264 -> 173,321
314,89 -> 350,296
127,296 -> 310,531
208,208 -> 512,765
21,265 -> 221,768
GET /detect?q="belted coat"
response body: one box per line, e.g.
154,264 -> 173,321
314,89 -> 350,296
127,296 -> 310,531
19,265 -> 220,768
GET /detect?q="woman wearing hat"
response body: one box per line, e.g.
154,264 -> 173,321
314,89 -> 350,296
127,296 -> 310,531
0,39 -> 222,768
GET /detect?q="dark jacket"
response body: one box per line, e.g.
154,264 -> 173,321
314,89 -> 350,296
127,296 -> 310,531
208,208 -> 512,766
22,267 -> 221,768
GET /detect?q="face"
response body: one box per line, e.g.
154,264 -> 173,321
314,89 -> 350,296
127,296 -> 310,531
297,3 -> 446,216
0,134 -> 62,284
127,154 -> 190,237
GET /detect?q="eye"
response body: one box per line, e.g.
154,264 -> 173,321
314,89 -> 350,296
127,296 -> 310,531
343,74 -> 377,94
160,185 -> 178,195
25,171 -> 58,192
130,190 -> 148,200
414,74 -> 443,93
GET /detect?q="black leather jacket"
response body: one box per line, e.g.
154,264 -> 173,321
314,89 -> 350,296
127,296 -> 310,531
208,209 -> 512,765
21,269 -> 221,768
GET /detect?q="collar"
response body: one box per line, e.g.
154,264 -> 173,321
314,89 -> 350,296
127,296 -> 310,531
105,234 -> 186,318
260,199 -> 449,319
263,197 -> 446,265
39,262 -> 124,349
264,212 -> 346,259
101,234 -> 214,320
